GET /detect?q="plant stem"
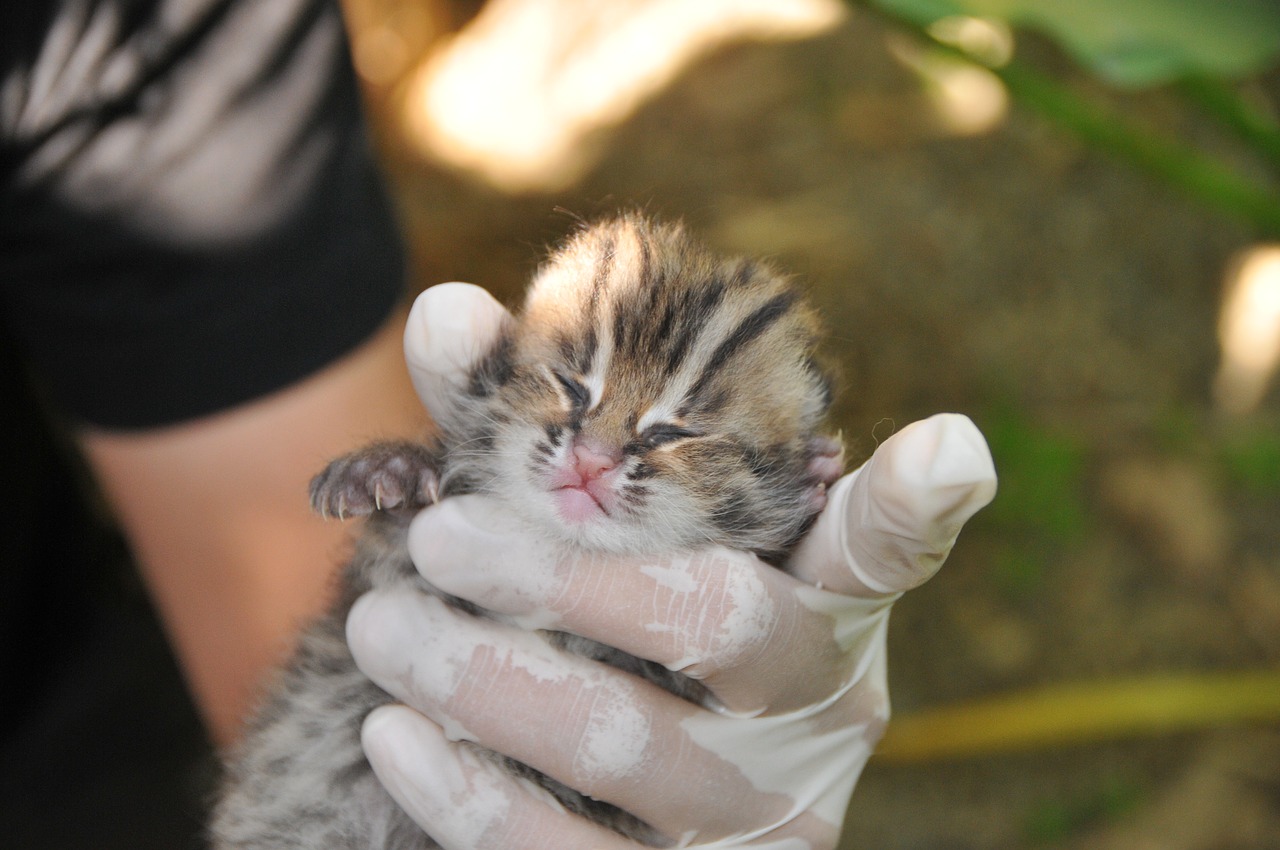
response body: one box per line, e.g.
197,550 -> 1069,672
851,1 -> 1280,236
876,669 -> 1280,762
1178,74 -> 1280,171
996,60 -> 1280,236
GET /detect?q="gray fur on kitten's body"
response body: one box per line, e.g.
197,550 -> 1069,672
210,216 -> 842,849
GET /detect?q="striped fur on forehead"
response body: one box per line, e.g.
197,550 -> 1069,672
520,215 -> 829,444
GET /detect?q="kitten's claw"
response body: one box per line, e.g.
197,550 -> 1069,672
310,441 -> 441,519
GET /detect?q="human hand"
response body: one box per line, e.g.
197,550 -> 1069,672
346,284 -> 997,848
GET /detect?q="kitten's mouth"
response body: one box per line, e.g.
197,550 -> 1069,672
552,484 -> 610,522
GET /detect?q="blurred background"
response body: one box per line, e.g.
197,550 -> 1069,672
6,0 -> 1280,847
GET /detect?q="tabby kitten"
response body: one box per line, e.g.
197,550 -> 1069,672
211,215 -> 842,849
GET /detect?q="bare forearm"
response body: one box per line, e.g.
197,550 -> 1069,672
79,312 -> 428,747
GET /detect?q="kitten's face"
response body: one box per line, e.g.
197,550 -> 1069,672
464,218 -> 834,557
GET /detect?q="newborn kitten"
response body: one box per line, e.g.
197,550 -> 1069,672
211,215 -> 843,849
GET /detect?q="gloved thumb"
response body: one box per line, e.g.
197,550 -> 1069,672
403,283 -> 512,424
788,413 -> 997,596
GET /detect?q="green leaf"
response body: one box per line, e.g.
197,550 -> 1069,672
1220,426 -> 1280,494
867,0 -> 1280,87
978,407 -> 1089,543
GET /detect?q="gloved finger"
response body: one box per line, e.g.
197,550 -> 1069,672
787,413 -> 996,597
403,282 -> 512,421
363,706 -> 853,850
407,497 -> 866,713
348,589 -> 809,842
361,705 -> 639,850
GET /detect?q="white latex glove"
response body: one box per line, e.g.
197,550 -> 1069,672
347,284 -> 997,850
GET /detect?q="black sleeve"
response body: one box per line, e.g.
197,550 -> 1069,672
0,0 -> 407,430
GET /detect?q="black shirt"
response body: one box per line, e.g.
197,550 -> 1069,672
1,0 -> 406,429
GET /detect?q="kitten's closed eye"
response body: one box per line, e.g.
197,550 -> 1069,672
554,372 -> 590,412
640,424 -> 699,449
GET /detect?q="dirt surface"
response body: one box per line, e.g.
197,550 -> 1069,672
366,6 -> 1280,848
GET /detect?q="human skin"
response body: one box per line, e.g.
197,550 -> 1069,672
79,311 -> 429,747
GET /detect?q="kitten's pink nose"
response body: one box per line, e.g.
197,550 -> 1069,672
572,441 -> 619,481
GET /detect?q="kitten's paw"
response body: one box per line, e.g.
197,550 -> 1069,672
309,442 -> 440,519
804,434 -> 845,513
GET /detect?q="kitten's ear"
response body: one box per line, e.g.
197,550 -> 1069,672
404,283 -> 514,428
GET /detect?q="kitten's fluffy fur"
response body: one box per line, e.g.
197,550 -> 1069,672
211,216 -> 841,849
